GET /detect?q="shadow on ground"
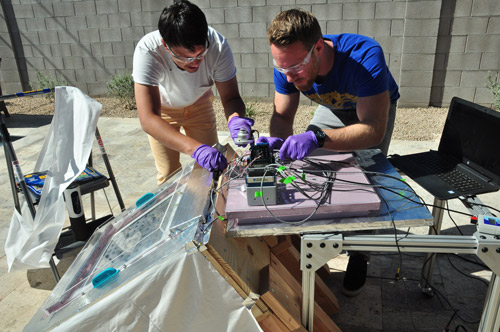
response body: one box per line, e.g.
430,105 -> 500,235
2,114 -> 52,129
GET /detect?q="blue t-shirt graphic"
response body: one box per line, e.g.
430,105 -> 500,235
274,34 -> 400,110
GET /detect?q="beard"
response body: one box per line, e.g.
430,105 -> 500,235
293,55 -> 320,91
294,78 -> 315,91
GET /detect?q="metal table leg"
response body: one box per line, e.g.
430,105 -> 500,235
420,197 -> 445,294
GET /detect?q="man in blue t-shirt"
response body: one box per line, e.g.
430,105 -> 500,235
259,9 -> 400,296
259,9 -> 399,160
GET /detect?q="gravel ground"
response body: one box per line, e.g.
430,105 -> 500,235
3,96 -> 448,141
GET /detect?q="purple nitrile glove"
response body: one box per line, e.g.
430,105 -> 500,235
279,131 -> 319,161
256,136 -> 284,151
228,116 -> 255,146
191,144 -> 228,172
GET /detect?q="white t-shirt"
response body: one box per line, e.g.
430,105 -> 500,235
132,27 -> 237,108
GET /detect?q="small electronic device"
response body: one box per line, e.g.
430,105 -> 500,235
476,215 -> 500,235
246,143 -> 277,206
234,127 -> 256,146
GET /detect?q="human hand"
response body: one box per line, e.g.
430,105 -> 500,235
256,136 -> 284,151
191,144 -> 228,172
228,116 -> 255,146
279,131 -> 319,161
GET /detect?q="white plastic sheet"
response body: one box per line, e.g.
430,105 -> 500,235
5,86 -> 102,271
47,249 -> 262,332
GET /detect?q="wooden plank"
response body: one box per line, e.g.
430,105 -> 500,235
272,240 -> 339,315
206,220 -> 271,292
270,252 -> 304,300
210,160 -> 272,295
199,247 -> 267,318
260,264 -> 307,332
260,291 -> 305,331
261,235 -> 279,248
204,241 -> 269,315
270,253 -> 342,332
257,311 -> 292,332
312,300 -> 343,332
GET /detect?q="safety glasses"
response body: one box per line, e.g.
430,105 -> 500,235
273,43 -> 315,75
163,39 -> 210,63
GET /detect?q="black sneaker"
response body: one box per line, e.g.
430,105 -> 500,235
342,254 -> 368,297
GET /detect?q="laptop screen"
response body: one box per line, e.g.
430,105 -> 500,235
438,97 -> 500,185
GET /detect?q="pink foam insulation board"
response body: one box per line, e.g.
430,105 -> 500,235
224,153 -> 381,225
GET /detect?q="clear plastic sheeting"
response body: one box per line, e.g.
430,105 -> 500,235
5,86 -> 102,271
24,162 -> 262,332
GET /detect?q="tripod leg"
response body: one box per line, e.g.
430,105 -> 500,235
95,127 -> 125,211
3,137 -> 21,211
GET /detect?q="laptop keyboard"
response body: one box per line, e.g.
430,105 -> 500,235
413,153 -> 483,192
438,168 -> 483,192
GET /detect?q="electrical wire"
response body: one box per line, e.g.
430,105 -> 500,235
256,163 -> 334,224
446,255 -> 490,287
451,253 -> 490,271
420,253 -> 482,325
212,149 -> 487,331
462,200 -> 500,216
446,200 -> 465,235
217,152 -> 480,228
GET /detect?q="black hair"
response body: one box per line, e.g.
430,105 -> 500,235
158,0 -> 208,52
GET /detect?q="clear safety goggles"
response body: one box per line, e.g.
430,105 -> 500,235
163,39 -> 210,63
273,44 -> 315,75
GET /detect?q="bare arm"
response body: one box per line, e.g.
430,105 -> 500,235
322,90 -> 390,151
270,91 -> 300,138
215,76 -> 246,122
135,82 -> 202,156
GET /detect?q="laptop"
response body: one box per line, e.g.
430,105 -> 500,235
389,97 -> 500,200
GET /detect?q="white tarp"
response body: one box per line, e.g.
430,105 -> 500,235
48,249 -> 262,332
5,86 -> 101,271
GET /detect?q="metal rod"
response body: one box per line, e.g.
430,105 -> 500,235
301,232 -> 500,332
2,134 -> 20,211
0,113 -> 36,217
94,127 -> 125,211
479,274 -> 500,332
302,270 -> 315,331
0,88 -> 54,101
421,198 -> 446,292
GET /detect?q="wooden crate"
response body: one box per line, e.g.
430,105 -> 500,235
200,146 -> 342,331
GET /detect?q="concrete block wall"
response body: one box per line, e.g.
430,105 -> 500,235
431,0 -> 500,107
0,0 -> 162,96
1,0 -> 499,108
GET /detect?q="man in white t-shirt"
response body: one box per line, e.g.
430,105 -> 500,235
133,0 -> 253,185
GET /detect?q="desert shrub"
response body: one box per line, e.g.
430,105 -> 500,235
107,71 -> 136,110
486,71 -> 500,110
246,103 -> 257,118
29,69 -> 67,101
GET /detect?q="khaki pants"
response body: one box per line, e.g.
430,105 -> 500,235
148,90 -> 218,185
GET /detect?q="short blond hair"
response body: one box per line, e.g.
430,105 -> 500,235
267,9 -> 322,50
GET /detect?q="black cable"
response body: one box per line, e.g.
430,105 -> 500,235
451,253 -> 490,270
446,255 -> 489,287
446,200 -> 464,235
378,190 -> 405,280
256,163 -> 333,224
444,311 -> 457,332
465,201 -> 500,216
380,185 -> 474,218
229,152 -> 485,330
420,253 -> 482,325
